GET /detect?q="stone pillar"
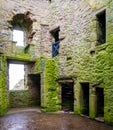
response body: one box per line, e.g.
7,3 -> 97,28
74,82 -> 81,114
58,83 -> 61,110
89,85 -> 97,119
40,72 -> 45,109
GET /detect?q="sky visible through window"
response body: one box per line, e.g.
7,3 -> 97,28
10,30 -> 25,90
9,64 -> 24,90
13,30 -> 24,46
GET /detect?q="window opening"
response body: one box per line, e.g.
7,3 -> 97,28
9,64 -> 25,90
13,30 -> 24,46
52,41 -> 60,57
52,29 -> 59,42
10,13 -> 33,46
51,28 -> 60,57
96,10 -> 106,45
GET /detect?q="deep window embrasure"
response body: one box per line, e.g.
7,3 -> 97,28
10,12 -> 33,46
96,10 -> 106,45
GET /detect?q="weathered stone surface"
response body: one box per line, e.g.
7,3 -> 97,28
0,0 -> 113,125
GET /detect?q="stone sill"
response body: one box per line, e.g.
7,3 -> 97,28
9,90 -> 28,92
96,43 -> 108,52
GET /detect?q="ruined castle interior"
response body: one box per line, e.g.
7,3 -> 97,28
0,0 -> 113,125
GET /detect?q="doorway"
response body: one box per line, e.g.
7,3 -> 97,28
61,82 -> 74,112
81,83 -> 89,116
96,87 -> 104,117
28,74 -> 41,106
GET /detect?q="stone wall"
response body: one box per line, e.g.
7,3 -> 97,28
9,66 -> 41,108
48,0 -> 113,124
0,0 -> 49,115
39,58 -> 60,112
49,0 -> 93,78
0,0 -> 113,125
10,90 -> 40,108
94,0 -> 113,123
0,0 -> 50,57
0,56 -> 9,115
10,90 -> 29,108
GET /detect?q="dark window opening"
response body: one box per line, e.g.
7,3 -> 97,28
80,83 -> 89,116
96,88 -> 104,117
52,29 -> 60,42
61,82 -> 74,112
51,28 -> 60,57
96,10 -> 106,45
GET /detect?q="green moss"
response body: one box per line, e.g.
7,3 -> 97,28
93,35 -> 113,123
89,94 -> 97,119
43,59 -> 60,112
74,82 -> 81,114
10,89 -> 41,108
35,58 -> 43,73
76,34 -> 113,123
78,50 -> 96,83
0,56 -> 9,115
10,90 -> 29,108
6,53 -> 35,62
5,44 -> 37,62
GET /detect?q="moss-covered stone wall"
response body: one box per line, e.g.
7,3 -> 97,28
10,90 -> 30,108
95,39 -> 113,123
48,0 -> 113,124
10,90 -> 40,108
0,56 -> 9,115
0,0 -> 113,125
41,59 -> 60,112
